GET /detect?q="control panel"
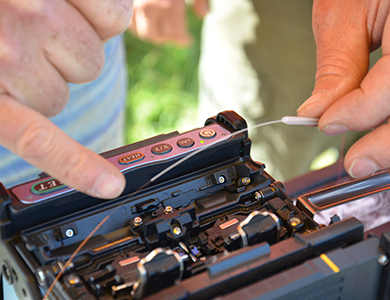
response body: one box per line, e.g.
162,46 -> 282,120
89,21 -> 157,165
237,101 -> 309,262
11,124 -> 232,204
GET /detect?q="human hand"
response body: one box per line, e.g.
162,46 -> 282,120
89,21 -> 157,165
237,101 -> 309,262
0,0 -> 133,198
128,0 -> 209,46
192,0 -> 209,19
297,0 -> 390,178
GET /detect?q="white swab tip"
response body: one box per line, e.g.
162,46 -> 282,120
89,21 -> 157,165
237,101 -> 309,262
281,116 -> 319,126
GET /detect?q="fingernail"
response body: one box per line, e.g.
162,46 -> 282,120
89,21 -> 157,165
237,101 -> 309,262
349,157 -> 380,178
297,96 -> 321,114
91,172 -> 125,199
322,124 -> 349,135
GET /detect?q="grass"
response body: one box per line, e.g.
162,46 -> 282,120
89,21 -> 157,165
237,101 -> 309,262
124,10 -> 203,144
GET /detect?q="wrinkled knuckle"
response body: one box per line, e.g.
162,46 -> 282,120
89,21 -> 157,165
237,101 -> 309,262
315,66 -> 344,82
315,62 -> 361,91
15,121 -> 56,160
315,59 -> 353,83
316,56 -> 350,75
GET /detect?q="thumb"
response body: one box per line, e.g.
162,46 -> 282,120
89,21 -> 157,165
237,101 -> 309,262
297,0 -> 370,118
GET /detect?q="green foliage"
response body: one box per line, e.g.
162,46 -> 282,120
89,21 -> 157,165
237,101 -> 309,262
124,10 -> 202,143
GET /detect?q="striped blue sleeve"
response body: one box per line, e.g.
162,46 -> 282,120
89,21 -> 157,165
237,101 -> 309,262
0,34 -> 127,188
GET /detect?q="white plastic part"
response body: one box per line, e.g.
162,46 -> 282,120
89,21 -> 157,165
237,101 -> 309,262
281,116 -> 319,126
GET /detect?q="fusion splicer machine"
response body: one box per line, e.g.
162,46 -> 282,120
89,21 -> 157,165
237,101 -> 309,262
0,111 -> 389,300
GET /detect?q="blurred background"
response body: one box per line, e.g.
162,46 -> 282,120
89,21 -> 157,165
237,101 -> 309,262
124,9 -> 202,144
122,1 -> 364,179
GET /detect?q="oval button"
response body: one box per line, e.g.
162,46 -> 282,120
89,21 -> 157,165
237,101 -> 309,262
119,152 -> 145,165
199,129 -> 216,139
31,179 -> 66,195
177,138 -> 195,148
151,143 -> 173,155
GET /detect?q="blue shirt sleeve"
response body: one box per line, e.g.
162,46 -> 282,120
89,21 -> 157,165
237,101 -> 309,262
0,34 -> 127,188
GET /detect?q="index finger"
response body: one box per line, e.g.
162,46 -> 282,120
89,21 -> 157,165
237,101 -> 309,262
317,54 -> 390,134
297,0 -> 371,117
310,2 -> 390,133
0,95 -> 125,199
